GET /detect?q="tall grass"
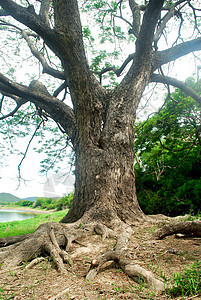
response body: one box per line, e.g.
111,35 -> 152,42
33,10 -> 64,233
0,210 -> 68,238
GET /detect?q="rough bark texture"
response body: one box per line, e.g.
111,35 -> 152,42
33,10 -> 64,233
153,220 -> 201,239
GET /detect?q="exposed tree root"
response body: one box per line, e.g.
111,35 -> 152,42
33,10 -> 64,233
86,221 -> 165,292
0,218 -> 165,292
25,257 -> 46,270
0,233 -> 32,247
153,220 -> 201,239
49,287 -> 70,300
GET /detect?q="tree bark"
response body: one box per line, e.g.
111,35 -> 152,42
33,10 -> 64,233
153,220 -> 201,239
61,132 -> 144,224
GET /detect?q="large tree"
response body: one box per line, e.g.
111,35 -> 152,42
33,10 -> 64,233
0,0 -> 201,290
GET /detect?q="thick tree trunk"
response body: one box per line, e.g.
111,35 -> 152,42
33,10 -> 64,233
61,145 -> 144,224
61,59 -> 152,224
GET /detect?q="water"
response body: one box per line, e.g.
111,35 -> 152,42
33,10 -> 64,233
0,209 -> 37,223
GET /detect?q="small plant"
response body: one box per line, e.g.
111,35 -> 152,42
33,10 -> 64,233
167,260 -> 201,298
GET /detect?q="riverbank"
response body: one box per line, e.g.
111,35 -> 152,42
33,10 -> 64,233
0,209 -> 68,238
0,205 -> 54,214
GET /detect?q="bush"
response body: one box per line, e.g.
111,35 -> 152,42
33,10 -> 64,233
16,200 -> 33,207
33,193 -> 74,210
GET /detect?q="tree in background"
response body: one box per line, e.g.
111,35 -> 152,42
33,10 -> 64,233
135,78 -> 201,216
0,0 -> 201,287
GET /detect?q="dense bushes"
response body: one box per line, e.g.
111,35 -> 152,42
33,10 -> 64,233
14,193 -> 74,211
135,78 -> 201,217
33,193 -> 73,210
16,200 -> 33,207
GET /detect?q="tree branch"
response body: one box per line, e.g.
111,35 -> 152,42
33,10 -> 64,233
135,0 -> 164,54
0,8 -> 8,15
151,73 -> 201,107
0,98 -> 27,120
18,119 -> 44,179
0,0 -> 57,54
128,0 -> 141,38
154,38 -> 201,70
154,0 -> 187,46
93,53 -> 136,82
21,30 -> 65,80
53,82 -> 67,97
39,0 -> 51,26
0,73 -> 76,142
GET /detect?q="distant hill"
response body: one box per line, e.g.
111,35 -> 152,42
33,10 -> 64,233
21,197 -> 38,202
0,193 -> 21,203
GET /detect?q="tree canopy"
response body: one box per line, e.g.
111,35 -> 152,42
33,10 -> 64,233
135,77 -> 201,216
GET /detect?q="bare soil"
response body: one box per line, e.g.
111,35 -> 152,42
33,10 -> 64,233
0,218 -> 201,300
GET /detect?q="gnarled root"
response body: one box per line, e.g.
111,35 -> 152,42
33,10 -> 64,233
0,222 -> 85,272
153,219 -> 201,239
0,218 -> 165,292
86,221 -> 165,292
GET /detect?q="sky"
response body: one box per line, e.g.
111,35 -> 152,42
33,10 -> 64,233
0,136 -> 75,199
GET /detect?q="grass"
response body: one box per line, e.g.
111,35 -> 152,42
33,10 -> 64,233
0,209 -> 68,238
167,260 -> 201,298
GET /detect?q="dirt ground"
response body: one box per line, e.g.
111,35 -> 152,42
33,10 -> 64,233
0,217 -> 201,300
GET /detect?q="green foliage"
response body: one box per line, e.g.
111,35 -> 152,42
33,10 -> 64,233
167,261 -> 201,298
135,78 -> 201,216
0,100 -> 72,174
16,200 -> 33,207
81,0 -> 134,87
33,192 -> 73,211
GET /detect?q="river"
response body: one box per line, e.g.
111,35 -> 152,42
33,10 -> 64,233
0,209 -> 37,222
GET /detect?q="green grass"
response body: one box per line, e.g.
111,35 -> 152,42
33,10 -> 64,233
0,210 -> 68,238
167,260 -> 201,298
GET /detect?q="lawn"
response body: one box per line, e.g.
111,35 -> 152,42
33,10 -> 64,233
0,210 -> 68,238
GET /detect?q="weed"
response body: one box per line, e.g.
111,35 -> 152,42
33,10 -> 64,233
149,253 -> 162,273
167,260 -> 201,298
149,226 -> 157,234
0,287 -> 15,300
111,283 -> 129,294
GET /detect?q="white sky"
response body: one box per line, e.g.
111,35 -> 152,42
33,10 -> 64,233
0,137 -> 75,198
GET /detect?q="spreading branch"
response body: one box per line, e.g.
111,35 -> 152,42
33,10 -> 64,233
0,73 -> 76,142
0,0 -> 58,55
154,38 -> 201,70
39,0 -> 51,26
135,0 -> 164,54
17,119 -> 44,179
0,98 -> 27,120
0,8 -> 8,15
128,0 -> 141,38
151,73 -> 201,107
153,0 -> 187,47
21,30 -> 65,80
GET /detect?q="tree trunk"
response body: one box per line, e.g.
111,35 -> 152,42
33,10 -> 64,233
61,75 -> 149,224
61,58 -> 152,224
61,144 -> 144,224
